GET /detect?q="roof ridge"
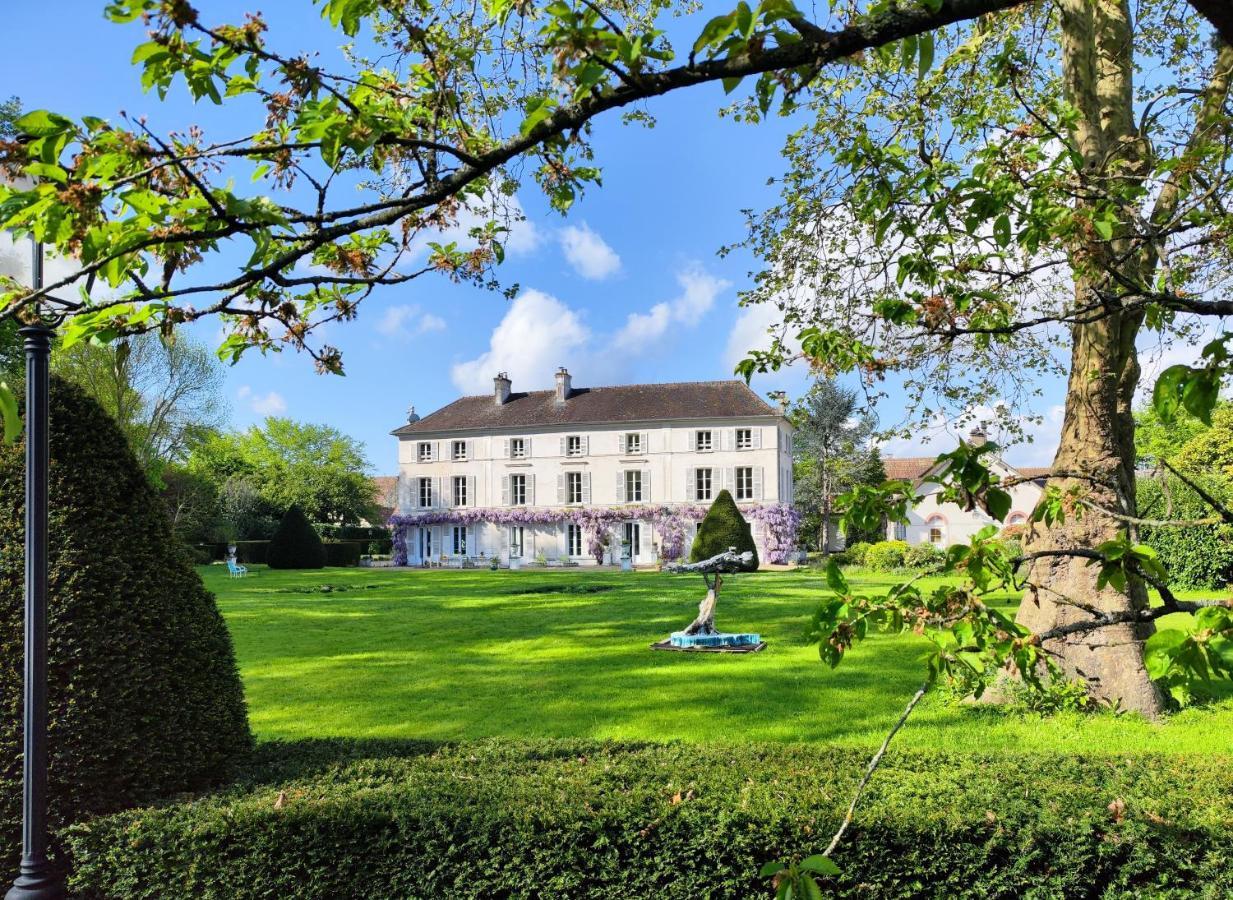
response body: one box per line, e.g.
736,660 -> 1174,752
451,378 -> 752,401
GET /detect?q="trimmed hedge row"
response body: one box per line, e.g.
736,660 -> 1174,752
324,541 -> 363,567
66,740 -> 1233,899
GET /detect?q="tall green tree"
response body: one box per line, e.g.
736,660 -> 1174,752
55,332 -> 227,479
791,380 -> 882,555
188,417 -> 375,525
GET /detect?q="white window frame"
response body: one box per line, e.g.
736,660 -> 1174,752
695,430 -> 713,452
735,428 -> 753,450
566,435 -> 583,457
417,441 -> 433,462
566,523 -> 583,557
927,515 -> 946,545
452,475 -> 468,507
625,470 -> 643,503
695,467 -> 713,501
566,471 -> 583,505
452,440 -> 468,461
735,466 -> 754,501
452,525 -> 468,556
509,525 -> 525,558
510,437 -> 526,459
510,473 -> 527,506
418,477 -> 433,508
625,432 -> 643,454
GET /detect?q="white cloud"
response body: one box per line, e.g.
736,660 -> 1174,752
377,304 -> 448,338
451,289 -> 592,394
407,191 -> 542,260
614,265 -> 729,351
878,401 -> 1066,468
559,222 -> 621,280
237,385 -> 287,416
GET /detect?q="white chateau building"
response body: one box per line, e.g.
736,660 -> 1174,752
883,431 -> 1048,547
391,369 -> 795,566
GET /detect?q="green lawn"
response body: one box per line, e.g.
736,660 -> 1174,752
203,565 -> 1233,753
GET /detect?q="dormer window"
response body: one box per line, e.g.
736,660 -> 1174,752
417,442 -> 433,462
452,440 -> 468,461
695,430 -> 713,452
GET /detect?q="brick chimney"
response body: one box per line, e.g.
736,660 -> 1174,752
554,367 -> 572,404
969,426 -> 988,447
494,372 -> 511,406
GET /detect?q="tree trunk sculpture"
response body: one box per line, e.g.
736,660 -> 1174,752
666,550 -> 753,635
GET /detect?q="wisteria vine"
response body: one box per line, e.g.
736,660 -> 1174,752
388,503 -> 799,565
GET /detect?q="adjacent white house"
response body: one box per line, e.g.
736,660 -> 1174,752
390,369 -> 796,566
883,430 -> 1048,547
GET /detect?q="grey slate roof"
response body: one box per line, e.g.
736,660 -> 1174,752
392,380 -> 781,436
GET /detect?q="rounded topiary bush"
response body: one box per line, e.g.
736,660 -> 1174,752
865,540 -> 908,571
1,378 -> 251,872
266,506 -> 326,570
689,489 -> 758,572
903,542 -> 946,573
844,541 -> 872,566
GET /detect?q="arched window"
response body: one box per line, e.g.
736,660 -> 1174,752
927,515 -> 946,546
1007,512 -> 1028,526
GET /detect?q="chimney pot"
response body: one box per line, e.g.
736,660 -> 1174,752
969,426 -> 988,448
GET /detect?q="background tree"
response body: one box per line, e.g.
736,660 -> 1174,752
188,417 -> 376,525
55,331 -> 227,480
0,95 -> 21,380
791,379 -> 882,555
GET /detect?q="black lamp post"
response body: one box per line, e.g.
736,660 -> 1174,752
6,240 -> 65,900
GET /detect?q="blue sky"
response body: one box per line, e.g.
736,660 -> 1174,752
1,1 -> 1071,473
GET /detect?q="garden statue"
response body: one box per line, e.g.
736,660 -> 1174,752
652,548 -> 765,653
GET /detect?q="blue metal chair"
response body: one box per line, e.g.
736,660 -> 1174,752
226,559 -> 248,578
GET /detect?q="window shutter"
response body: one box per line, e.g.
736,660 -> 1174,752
582,472 -> 592,504
502,438 -> 510,459
501,475 -> 510,506
724,468 -> 735,494
754,467 -> 764,500
434,441 -> 441,461
467,439 -> 475,460
640,431 -> 649,454
616,471 -> 625,503
528,474 -> 536,506
525,437 -> 532,458
468,475 -> 476,507
557,473 -> 566,504
643,469 -> 651,503
581,435 -> 589,456
685,468 -> 695,501
720,429 -> 730,452
559,436 -> 567,457
751,428 -> 762,449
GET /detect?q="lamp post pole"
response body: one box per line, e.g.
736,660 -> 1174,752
6,241 -> 65,900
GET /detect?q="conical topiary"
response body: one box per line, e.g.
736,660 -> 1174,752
689,489 -> 759,572
266,505 -> 326,569
2,377 -> 252,872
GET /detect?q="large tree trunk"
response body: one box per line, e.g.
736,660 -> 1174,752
684,575 -> 722,635
1015,0 -> 1164,717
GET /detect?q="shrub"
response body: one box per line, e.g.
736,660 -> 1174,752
690,489 -> 758,571
1,378 -> 251,873
324,542 -> 363,568
903,542 -> 946,573
65,739 -> 1233,900
865,540 -> 908,571
843,542 -> 871,566
266,506 -> 327,570
1137,475 -> 1233,589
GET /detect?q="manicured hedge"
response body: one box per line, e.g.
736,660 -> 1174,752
66,740 -> 1233,899
866,540 -> 908,571
1137,475 -> 1233,589
267,507 -> 326,570
1,379 -> 251,874
324,541 -> 363,568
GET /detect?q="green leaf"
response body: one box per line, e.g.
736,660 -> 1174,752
14,109 -> 74,138
799,855 -> 840,876
985,487 -> 1011,522
917,32 -> 935,77
825,560 -> 849,595
801,874 -> 824,900
993,214 -> 1011,248
760,861 -> 787,877
0,382 -> 20,444
1152,365 -> 1187,423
